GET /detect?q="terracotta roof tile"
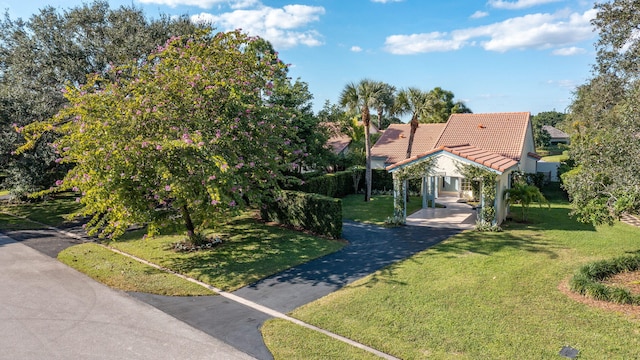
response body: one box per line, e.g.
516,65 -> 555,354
542,125 -> 569,139
371,123 -> 446,164
434,112 -> 531,161
387,144 -> 518,173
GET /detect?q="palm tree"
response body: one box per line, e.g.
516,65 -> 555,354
395,87 -> 432,159
373,82 -> 396,130
504,182 -> 549,222
339,79 -> 383,202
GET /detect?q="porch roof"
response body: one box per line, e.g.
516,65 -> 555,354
386,144 -> 519,173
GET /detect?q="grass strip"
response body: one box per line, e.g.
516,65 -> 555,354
262,319 -> 382,360
59,243 -> 214,296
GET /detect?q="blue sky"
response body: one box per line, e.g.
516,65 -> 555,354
2,0 -> 599,116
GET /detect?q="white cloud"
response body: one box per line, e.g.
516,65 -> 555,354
385,32 -> 464,54
192,4 -> 325,49
470,11 -> 489,19
350,46 -> 363,52
137,0 -> 258,9
385,9 -> 597,54
552,46 -> 586,55
488,0 -> 562,10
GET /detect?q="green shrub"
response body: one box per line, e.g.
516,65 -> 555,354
297,171 -> 356,198
261,190 -> 342,239
569,254 -> 640,305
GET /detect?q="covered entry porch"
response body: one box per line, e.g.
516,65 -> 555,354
386,144 -> 519,227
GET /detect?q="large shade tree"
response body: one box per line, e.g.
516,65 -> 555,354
563,0 -> 640,225
0,1 -> 203,196
18,30 -> 299,244
339,79 -> 383,202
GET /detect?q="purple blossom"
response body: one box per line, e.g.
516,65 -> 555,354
165,185 -> 171,191
72,186 -> 79,192
208,175 -> 216,180
55,180 -> 63,186
156,145 -> 162,150
235,163 -> 244,169
249,162 -> 255,168
229,200 -> 236,207
211,199 -> 219,205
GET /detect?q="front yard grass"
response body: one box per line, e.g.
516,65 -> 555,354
341,194 -> 425,225
102,213 -> 345,291
262,188 -> 640,359
1,195 -> 345,293
0,193 -> 82,229
58,243 -> 214,296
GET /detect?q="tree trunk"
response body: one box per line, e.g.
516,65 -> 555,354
404,114 -> 420,204
406,113 -> 419,159
377,108 -> 383,130
363,106 -> 372,202
181,204 -> 197,243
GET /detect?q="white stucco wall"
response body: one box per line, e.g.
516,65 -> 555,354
495,171 -> 511,224
429,154 -> 464,177
519,120 -> 538,174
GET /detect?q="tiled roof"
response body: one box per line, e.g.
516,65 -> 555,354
434,112 -> 531,161
542,125 -> 569,139
326,135 -> 351,154
321,122 -> 351,154
370,123 -> 446,164
387,144 -> 519,173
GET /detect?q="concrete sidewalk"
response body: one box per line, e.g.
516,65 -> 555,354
0,234 -> 254,360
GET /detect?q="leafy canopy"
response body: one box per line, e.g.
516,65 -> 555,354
18,30 -> 299,241
563,0 -> 640,225
0,0 -> 204,196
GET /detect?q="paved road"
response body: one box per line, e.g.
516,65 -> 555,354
133,221 -> 461,359
0,233 -> 254,360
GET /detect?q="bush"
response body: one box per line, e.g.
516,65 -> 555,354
569,254 -> 640,305
297,170 -> 357,198
260,190 -> 342,239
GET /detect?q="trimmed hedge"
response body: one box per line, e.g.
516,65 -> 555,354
569,254 -> 640,305
260,190 -> 342,239
297,170 -> 357,198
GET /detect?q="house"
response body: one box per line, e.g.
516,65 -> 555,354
384,112 -> 538,225
322,122 -> 351,156
542,125 -> 570,145
370,123 -> 446,169
322,120 -> 381,157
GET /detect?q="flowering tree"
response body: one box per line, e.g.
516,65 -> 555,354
18,30 -> 299,244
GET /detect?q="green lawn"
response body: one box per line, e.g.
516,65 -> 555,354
0,193 -> 82,229
1,196 -> 344,293
104,213 -> 344,291
262,188 -> 640,359
58,243 -> 214,296
341,194 -> 427,225
0,189 -> 9,197
541,150 -> 569,162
